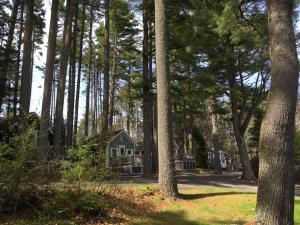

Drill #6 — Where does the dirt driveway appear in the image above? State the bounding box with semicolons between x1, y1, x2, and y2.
116;171;300;196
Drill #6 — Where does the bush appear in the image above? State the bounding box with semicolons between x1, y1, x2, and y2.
0;126;40;213
61;144;110;184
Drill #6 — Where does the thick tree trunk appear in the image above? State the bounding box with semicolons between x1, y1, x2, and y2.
13;3;24;118
19;0;34;115
53;0;75;155
143;0;153;176
38;0;59;163
102;0;110;132
211;112;222;174
0;0;20;109
154;0;178;198
85;4;93;137
255;1;298;224
66;0;78;148
74;3;86;137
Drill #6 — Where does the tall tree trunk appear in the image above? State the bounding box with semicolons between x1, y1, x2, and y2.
53;0;75;155
38;0;59;164
0;0;20;109
50;70;57;123
74;3;86;137
143;0;153;176
102;0;110;132
92;61;98;133
127;73;132;135
19;0;34;115
66;0;78;148
229;75;256;180
152;94;158;173
255;1;298;224
108;37;117;128
211;112;222;174
154;0;178;198
85;4;93;136
149;22;157;173
13;2;24;118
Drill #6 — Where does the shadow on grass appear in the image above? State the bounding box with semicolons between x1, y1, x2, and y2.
179;191;256;200
131;210;246;225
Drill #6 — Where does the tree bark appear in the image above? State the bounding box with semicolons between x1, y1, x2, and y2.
211;112;222;174
19;0;34;115
255;1;298;224
66;0;78;147
92;60;98;133
0;0;20;109
38;0;59;163
74;3;86;137
152;94;158;173
102;0;110;133
154;0;178;198
53;0;75;155
108;38;116;128
13;3;24;118
229;75;256;180
85;4;93;137
127;71;132;135
143;0;154;176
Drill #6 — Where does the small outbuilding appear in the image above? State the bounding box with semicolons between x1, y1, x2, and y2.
106;129;144;174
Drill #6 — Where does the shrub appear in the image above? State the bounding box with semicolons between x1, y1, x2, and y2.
0;126;40;213
61;144;110;184
41;190;108;219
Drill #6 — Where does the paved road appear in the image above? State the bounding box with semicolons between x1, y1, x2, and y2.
115;172;300;196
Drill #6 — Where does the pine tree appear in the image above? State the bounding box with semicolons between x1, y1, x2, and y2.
256;0;299;224
38;0;60;164
19;0;34;115
154;0;178;198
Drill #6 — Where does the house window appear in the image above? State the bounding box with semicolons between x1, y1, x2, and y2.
111;148;117;157
126;149;133;155
119;145;125;155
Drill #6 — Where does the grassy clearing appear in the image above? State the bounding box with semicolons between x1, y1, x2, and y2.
130;186;300;225
0;186;299;225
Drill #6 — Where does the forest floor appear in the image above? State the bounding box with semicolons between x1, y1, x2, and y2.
1;186;299;225
1;172;299;225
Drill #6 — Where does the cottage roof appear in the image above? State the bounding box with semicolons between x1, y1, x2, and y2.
107;129;136;146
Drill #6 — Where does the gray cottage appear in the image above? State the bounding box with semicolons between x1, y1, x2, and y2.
106;129;144;174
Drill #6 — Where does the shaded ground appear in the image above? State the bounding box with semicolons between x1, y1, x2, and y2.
116;171;300;196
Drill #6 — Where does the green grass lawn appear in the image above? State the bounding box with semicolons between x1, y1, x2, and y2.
130;187;300;225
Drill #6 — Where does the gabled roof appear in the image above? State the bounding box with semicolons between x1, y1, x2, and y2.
107;129;136;146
